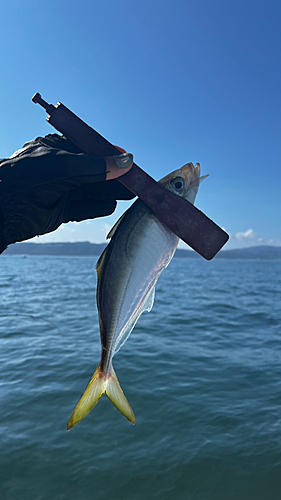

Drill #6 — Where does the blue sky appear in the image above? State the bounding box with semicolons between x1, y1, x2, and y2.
0;0;280;249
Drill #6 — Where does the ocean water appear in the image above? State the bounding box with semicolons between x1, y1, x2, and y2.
0;255;280;500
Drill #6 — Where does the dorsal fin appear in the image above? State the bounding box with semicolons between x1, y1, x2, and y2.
106;211;127;239
96;247;108;280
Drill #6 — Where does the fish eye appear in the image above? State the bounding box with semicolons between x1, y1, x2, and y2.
171;177;185;191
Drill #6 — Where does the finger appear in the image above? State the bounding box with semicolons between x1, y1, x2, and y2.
0;149;107;193
64;180;135;204
113;145;127;154
104;153;134;181
63;199;117;223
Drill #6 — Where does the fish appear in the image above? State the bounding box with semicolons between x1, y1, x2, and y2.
67;162;208;429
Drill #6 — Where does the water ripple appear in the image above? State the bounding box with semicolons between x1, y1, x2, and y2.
0;256;280;499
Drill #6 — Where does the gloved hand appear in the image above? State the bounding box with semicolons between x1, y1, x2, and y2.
0;134;135;254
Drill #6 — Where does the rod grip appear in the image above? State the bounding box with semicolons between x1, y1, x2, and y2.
32;93;56;115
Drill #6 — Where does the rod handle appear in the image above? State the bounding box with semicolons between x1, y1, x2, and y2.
32;93;56;115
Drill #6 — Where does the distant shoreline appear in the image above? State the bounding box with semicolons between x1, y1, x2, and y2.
3;242;281;260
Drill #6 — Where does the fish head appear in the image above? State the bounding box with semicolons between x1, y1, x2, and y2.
159;162;208;204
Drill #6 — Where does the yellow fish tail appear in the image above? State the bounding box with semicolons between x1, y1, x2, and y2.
67;363;135;430
106;366;135;425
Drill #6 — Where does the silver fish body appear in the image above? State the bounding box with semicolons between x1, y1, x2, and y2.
68;162;205;429
98;199;178;372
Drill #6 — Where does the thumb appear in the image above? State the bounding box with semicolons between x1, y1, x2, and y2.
104;153;134;180
113;145;127;154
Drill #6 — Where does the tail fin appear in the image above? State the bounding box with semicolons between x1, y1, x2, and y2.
67;363;135;430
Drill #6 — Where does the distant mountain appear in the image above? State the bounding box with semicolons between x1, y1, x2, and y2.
3;242;281;260
215;245;281;260
3;241;106;256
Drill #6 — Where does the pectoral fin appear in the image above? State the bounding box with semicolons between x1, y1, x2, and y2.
114;286;156;354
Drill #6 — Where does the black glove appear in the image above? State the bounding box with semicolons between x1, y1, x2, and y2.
0;134;134;254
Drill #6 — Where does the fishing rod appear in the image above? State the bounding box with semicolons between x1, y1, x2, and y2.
32;93;228;260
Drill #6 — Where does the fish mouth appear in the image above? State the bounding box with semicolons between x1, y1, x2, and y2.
187;165;209;192
178;163;209;204
182;163;201;203
187;162;200;188
159;162;208;204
